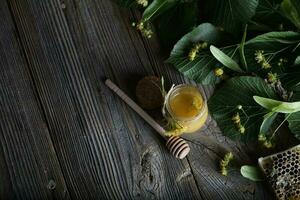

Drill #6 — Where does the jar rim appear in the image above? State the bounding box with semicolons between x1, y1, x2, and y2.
165;84;207;122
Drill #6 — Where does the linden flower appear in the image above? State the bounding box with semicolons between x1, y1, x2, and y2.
136;0;148;7
188;42;208;61
134;21;153;38
214;68;224;77
254;50;272;69
164;126;187;137
255;50;264;63
267;72;278;84
238;124;245;134
188;50;197;62
262;61;271;69
263;140;274;148
220;152;234;176
143;29;153;38
231;113;241;124
136;21;144;30
164;120;187;136
188;43;202;61
258;133;267;142
191;96;202;110
201;42;208;49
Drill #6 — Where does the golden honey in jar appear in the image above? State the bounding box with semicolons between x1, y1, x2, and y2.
164;84;208;133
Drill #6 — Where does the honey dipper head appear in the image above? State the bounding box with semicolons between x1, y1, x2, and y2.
166;136;190;159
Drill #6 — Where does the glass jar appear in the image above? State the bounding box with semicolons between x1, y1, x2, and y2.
163;84;208;134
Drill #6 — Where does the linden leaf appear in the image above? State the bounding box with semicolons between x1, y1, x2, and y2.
167;23;228;85
287;111;300;139
204;0;258;33
142;0;178;22
210;45;243;73
281;0;300;30
253;96;300;113
286;87;300;140
260;112;278;135
244;31;300;75
208;76;278;141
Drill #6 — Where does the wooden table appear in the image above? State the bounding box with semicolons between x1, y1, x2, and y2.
0;0;274;199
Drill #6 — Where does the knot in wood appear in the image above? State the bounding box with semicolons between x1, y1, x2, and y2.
47;179;56;190
138;147;162;197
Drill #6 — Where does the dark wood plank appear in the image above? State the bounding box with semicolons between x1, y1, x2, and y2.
0;144;14;200
0;1;69;199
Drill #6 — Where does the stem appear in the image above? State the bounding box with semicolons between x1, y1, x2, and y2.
230;46;239;58
264;46;290;63
240;107;249;118
292;42;300;52
247;111;267;118
270;113;291;140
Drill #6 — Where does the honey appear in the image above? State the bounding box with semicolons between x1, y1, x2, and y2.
164;84;208;134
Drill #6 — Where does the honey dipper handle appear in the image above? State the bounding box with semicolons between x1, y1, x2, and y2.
105;79;166;138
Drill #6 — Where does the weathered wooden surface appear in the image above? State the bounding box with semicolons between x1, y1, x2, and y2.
0;1;69;199
0;0;274;199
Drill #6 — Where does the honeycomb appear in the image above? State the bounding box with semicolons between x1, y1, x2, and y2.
258;145;300;200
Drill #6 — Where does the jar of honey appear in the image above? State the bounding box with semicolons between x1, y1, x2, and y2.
163;84;208;134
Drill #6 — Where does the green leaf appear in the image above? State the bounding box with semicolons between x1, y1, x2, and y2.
255;0;281;19
291;86;300;100
156;2;198;49
239;25;248;71
254;96;300;113
246;31;300;45
250;0;293;32
208;76;277;141
295;56;300;64
287;89;300;139
240;165;264;181
281;0;300;29
167;23;225;85
260;112;278;135
281;64;300;90
244;31;300;74
204;0;258;33
142;0;178;22
287;111;300;139
210;45;243;73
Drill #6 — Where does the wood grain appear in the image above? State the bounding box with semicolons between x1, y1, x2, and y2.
0;143;14;200
0;1;69;199
7;0;202;198
3;0;274;199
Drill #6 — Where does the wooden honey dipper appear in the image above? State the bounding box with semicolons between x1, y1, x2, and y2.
105;79;190;159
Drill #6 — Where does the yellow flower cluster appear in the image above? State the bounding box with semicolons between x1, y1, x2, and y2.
267;72;278;85
231;112;245;134
258;133;274;148
164;120;187;137
255;50;271;69
132;21;153;38
188;42;208;61
220;152;234;176
191;96;202;110
136;0;148;7
214;68;224;77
